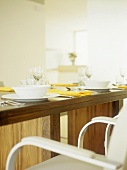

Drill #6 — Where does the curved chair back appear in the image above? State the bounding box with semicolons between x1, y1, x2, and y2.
107;104;127;170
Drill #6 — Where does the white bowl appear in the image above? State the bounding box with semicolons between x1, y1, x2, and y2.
85;80;110;89
12;85;50;98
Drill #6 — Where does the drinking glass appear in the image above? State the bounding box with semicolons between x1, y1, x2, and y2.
30;66;43;85
85;66;92;80
119;67;126;84
115;75;122;86
78;68;85;86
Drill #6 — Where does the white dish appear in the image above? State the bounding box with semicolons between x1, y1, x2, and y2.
12;85;50;98
85;88;110;92
1;93;59;102
110;88;125;92
85;80;110;89
85;87;109;90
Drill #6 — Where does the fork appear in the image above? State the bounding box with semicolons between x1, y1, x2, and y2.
0;100;25;106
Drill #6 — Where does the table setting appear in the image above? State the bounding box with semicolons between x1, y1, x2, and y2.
0;80;126;106
0;84;93;104
0;66;57;105
1;65;127;106
0;65;93;105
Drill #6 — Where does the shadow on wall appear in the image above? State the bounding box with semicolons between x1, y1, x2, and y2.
0;81;4;87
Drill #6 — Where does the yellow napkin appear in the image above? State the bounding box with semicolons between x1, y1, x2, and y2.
0;87;14;92
48;89;92;97
51;83;78;87
118;86;127;90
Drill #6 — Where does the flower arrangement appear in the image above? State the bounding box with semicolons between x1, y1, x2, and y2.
68;52;77;65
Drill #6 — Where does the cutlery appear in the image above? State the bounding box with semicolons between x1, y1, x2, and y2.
66;87;85;91
58;95;74;98
0;100;25;106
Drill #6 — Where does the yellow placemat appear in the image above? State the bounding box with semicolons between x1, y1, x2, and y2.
48;89;92;97
0;87;14;92
118;86;127;90
51;83;78;87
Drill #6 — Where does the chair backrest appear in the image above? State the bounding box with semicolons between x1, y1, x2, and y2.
107;103;127;170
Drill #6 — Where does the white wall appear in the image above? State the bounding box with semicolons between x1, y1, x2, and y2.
45;0;87;68
0;0;45;86
88;0;127;82
2;0;127;85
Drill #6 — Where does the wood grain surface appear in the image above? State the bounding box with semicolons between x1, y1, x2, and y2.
0;117;51;170
0;90;126;169
68;101;120;155
0;90;127;126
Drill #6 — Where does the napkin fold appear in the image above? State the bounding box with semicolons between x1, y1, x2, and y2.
0;87;14;92
51;83;78;87
48;89;92;97
118;85;127;90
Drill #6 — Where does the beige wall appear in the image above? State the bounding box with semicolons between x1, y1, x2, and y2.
45;0;87;83
0;0;45;86
45;0;87;50
2;0;127;86
45;0;87;68
0;0;87;86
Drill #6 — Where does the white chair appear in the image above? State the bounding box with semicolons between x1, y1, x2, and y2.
78;114;119;156
6;104;127;170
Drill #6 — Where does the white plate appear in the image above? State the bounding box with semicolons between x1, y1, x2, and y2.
85;88;110;92
110;88;125;92
1;93;59;102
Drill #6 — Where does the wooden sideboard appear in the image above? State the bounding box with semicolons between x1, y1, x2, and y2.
47;65;86;83
0;90;127;169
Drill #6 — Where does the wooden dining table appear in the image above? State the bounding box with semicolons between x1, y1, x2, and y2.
0;90;127;169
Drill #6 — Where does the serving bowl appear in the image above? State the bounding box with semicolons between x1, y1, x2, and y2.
85;80;110;89
12;85;50;98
